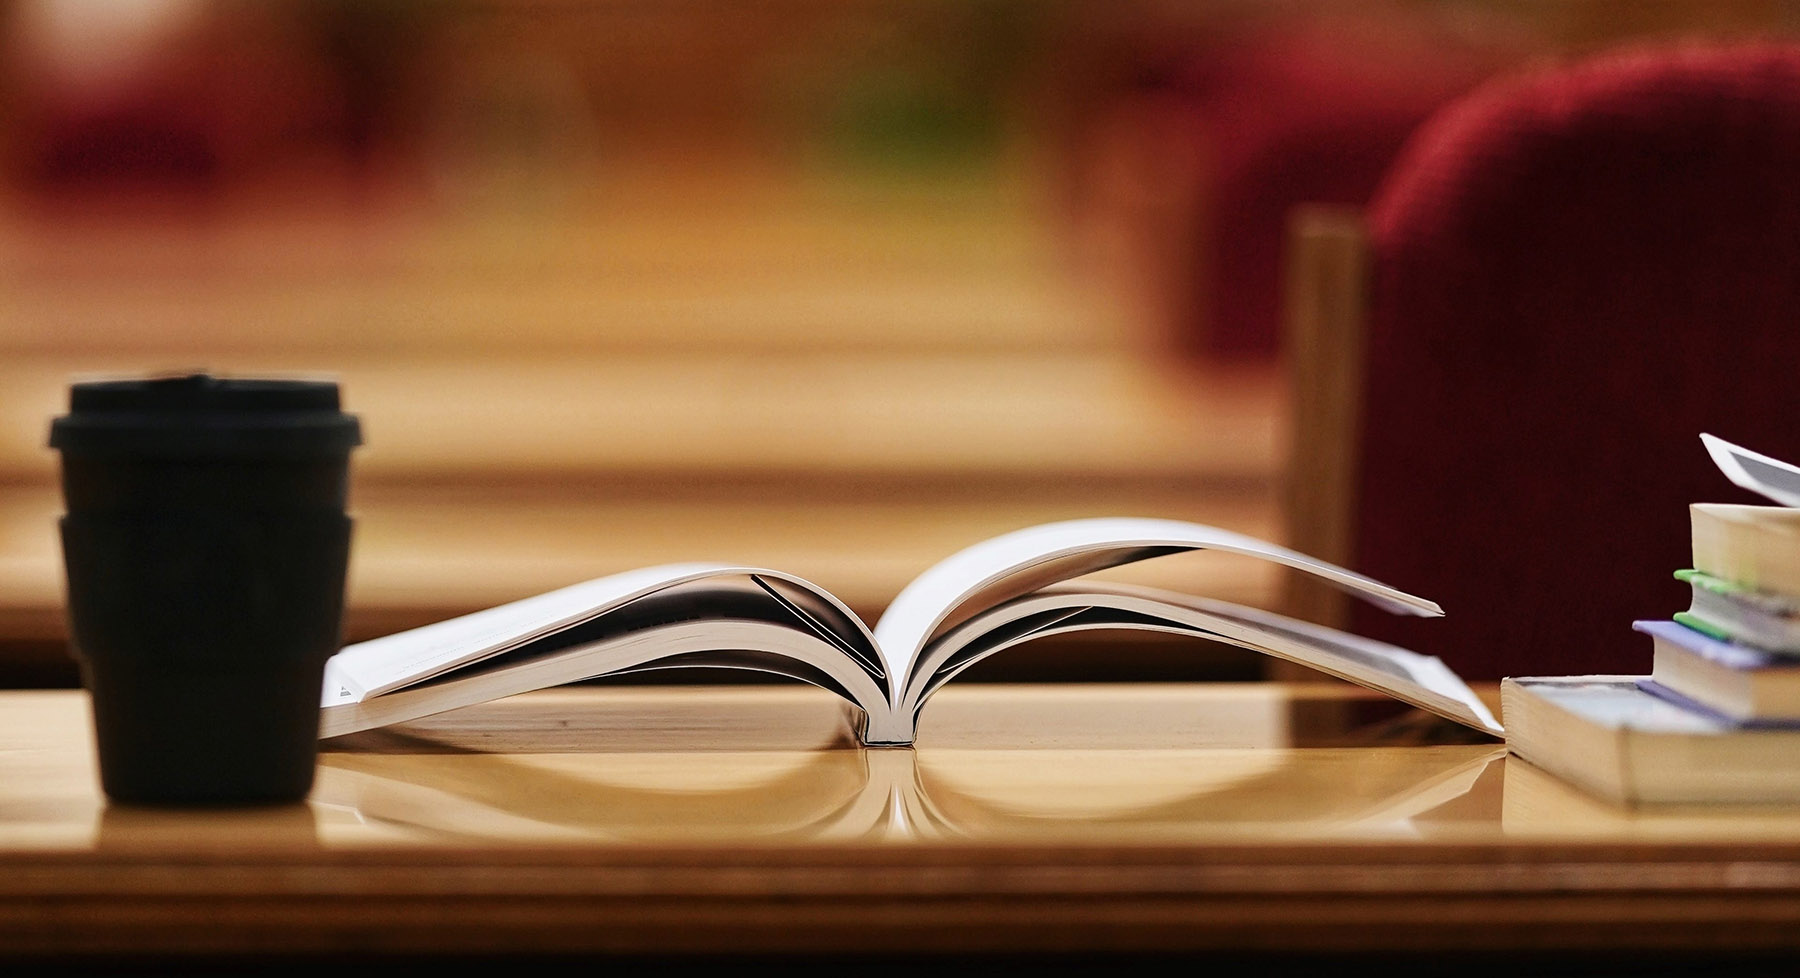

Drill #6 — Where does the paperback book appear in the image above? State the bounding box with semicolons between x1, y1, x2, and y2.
1501;676;1800;806
1671;567;1800;653
1688;502;1800;601
317;517;1504;745
1634;618;1800;724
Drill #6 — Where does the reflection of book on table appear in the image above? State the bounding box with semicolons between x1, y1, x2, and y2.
315;691;1504;843
319;517;1503;745
909;744;1505;840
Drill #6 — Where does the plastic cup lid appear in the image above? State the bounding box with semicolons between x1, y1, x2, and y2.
49;372;362;457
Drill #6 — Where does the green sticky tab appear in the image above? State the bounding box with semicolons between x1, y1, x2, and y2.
1676;568;1738;594
1673;611;1732;642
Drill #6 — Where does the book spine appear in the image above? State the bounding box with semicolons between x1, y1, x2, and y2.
855;701;916;747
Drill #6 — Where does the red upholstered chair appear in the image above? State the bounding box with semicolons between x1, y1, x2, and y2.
1138;15;1513;360
1281;42;1800;682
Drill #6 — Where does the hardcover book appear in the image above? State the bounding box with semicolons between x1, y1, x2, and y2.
317;517;1504;745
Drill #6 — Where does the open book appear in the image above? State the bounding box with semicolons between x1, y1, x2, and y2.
319;517;1503;744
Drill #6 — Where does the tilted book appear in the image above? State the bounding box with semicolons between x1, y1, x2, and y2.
317;517;1504;745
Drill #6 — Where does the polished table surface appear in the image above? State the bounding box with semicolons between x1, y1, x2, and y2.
6;681;1800;964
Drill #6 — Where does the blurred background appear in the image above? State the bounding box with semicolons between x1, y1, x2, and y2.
0;0;1795;685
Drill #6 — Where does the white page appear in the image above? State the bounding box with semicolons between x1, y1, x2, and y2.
322;562;875;704
320;619;894;740
905;582;1501;736
871;517;1444;688
1701;432;1800;508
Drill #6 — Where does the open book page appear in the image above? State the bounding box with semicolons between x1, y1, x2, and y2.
322;563;884;707
320;618;890;740
871;517;1445;696
905;582;1501;738
320;517;1461;746
1702;432;1800;508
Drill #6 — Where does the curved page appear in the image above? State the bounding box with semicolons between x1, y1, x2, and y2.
319;619;896;741
322;563;882;705
871;517;1444;691
1702;432;1800;508
906;582;1500;737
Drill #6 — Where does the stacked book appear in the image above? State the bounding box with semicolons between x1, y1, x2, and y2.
1501;434;1800;806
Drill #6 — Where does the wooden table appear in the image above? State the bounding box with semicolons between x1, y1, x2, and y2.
5;681;1800;970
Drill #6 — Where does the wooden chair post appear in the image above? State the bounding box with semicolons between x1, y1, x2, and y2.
1277;206;1370;651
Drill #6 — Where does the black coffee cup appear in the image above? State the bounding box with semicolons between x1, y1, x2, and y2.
49;372;361;806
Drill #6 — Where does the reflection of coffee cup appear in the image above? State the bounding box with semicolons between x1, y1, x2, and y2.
49;373;361;806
